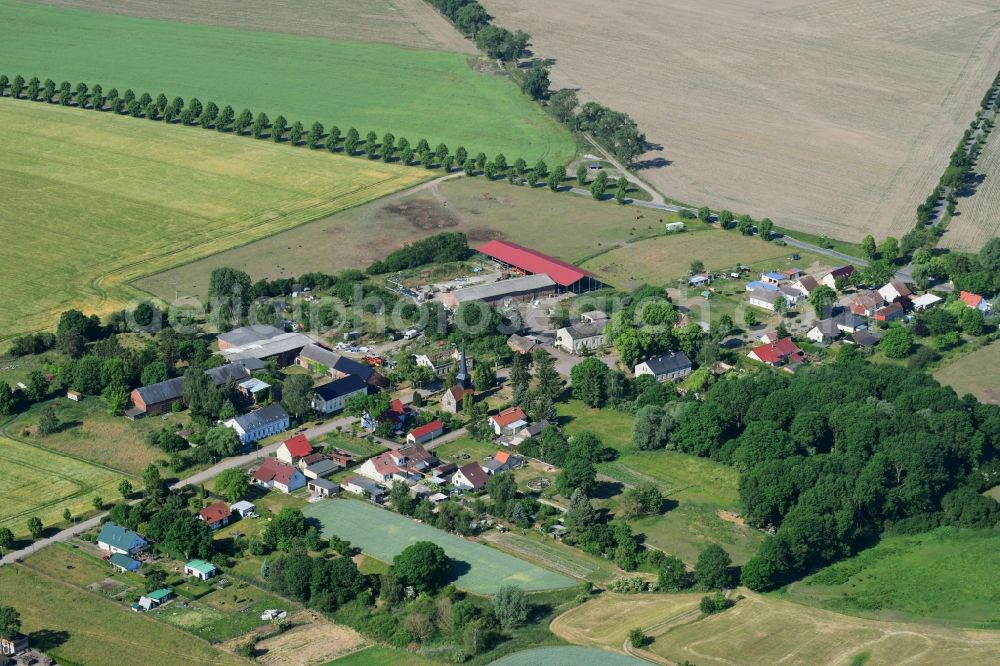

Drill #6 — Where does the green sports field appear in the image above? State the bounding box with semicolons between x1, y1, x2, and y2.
0;0;574;163
0;433;121;537
303;499;575;594
0;98;426;339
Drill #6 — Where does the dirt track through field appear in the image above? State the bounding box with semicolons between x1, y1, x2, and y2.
484;0;1000;241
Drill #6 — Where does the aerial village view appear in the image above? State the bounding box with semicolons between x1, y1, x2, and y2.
0;1;998;665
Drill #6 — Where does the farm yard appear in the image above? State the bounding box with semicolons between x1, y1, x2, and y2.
303;498;576;594
0;561;243;666
0;98;426;339
137;174;686;301
648;592;1000;666
0;0;573;163
946;127;1000;251
580;230;819;290
785;527;1000;627
482;0;1000;242
28;0;475;53
933;341;1000;404
0;434;121;538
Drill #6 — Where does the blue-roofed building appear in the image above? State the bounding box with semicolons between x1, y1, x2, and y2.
761;272;786;285
745;281;779;293
109;552;141;573
97;522;148;556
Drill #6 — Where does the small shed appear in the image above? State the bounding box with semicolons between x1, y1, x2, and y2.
137;587;173;610
184;559;218;581
308;478;339;497
109;553;141;573
66;389;82;401
230;500;257;518
665;221;686;232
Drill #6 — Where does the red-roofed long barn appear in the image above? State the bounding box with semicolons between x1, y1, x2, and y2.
477;240;599;293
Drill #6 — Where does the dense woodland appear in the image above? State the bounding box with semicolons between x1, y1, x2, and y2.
667;347;1000;590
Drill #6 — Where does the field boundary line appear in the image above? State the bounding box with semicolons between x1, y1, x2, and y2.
0;417;138;478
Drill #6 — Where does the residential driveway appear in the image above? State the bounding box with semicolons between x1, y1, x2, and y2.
544;345;618;380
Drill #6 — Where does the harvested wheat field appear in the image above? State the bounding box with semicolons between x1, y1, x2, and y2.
945;130;1000;251
25;0;473;52
222;611;366;665
649;592;1000;666
484;0;1000;241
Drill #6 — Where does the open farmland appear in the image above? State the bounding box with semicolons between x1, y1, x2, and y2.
27;0;474;52
550;593;702;653
933;341;1000;404
0;98;425;339
483;0;1000;241
0;0;573;163
303;498;575;594
0;434;121;538
946;127;1000;251
0;563;244;665
138;175;685;301
649;592;1000;666
490;646;645;666
786;527;1000;627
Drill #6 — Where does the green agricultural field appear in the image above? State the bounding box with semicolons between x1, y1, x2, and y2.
0;0;573;162
559;400;764;564
0;434;122;537
0;564;244;665
0;98;426;340
138;176;684;301
485;530;619;585
785;527;1000;627
933;341;1000;405
303;498;575;594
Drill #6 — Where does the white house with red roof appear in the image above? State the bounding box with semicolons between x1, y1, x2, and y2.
357;442;439;484
960;291;992;313
489;406;528;436
276;434;313;465
198;501;232;530
747;338;805;367
821;265;855;289
407;419;445;445
253;458;305;494
452;462;489;491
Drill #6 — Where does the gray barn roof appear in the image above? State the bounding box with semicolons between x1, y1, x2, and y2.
135;377;184;405
314;374;368;400
449;274;555;305
205;364;251;386
640;351;692;375
217;325;284;347
232;403;288;430
299;344;373;381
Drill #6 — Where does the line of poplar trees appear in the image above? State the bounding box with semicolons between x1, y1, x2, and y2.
0;72;560;183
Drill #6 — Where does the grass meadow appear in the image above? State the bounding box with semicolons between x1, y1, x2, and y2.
330;647;444;666
0;433;121;538
0;563;244;665
489;646;645;665
559;400;764;564
303;498;575;594
785;527;1000;627
933;341;1000;405
0;97;426;340
3;397;177;476
0;0;574;163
